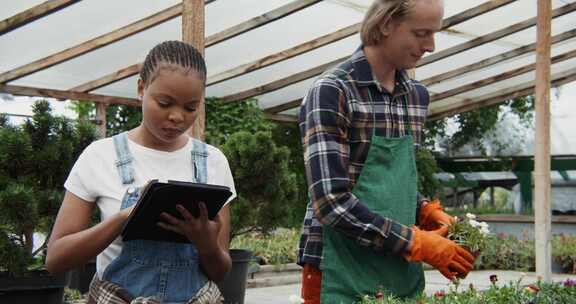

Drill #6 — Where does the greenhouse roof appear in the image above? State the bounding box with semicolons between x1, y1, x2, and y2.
1;0;575;122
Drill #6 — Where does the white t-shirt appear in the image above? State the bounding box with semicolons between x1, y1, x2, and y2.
64;136;236;278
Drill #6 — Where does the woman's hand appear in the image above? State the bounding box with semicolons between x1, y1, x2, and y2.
119;204;136;222
158;203;231;281
157;203;221;252
46;191;134;274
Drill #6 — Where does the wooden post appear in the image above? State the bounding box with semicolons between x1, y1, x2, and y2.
534;0;552;282
453;188;458;207
95;102;107;138
182;0;205;140
490;187;495;207
473;190;479;208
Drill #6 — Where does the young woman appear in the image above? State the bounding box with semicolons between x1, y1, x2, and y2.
46;41;235;304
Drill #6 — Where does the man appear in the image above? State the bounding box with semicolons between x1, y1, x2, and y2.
298;0;475;303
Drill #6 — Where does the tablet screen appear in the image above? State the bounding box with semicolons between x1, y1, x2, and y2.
121;180;232;243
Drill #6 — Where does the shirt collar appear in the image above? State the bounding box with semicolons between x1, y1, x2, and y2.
349;46;376;85
350;46;412;95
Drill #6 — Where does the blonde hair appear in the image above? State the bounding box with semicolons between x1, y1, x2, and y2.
361;0;415;46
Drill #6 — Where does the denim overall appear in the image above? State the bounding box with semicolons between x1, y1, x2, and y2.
102;132;209;303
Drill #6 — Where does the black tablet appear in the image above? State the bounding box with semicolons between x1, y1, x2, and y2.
121;180;232;243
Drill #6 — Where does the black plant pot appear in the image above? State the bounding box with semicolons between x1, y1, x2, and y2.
68;259;97;294
0;271;69;304
217;249;253;304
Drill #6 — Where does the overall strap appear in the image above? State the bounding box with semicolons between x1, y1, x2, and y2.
190;138;209;183
112;132;135;185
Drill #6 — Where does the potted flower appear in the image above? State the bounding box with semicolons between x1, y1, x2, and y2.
0;100;96;303
447;213;490;268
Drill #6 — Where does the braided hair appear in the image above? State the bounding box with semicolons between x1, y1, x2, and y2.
139;40;207;86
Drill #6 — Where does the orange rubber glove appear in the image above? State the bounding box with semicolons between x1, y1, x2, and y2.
406;226;475;281
418;199;455;232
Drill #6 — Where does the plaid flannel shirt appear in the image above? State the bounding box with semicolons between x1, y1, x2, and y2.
298;47;430;267
87;275;223;304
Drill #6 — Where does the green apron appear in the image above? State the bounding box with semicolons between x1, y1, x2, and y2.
320;98;424;303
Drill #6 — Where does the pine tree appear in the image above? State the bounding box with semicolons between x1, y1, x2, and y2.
222;131;298;238
0;100;97;276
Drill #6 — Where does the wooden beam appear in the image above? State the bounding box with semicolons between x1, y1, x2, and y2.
440;0;516;29
534;0;552;282
0;4;183;84
421;28;576;86
428;69;576;120
206;0;320;46
0;113;33;118
71;63;141;92
477;214;576;224
67;0;317;92
264;113;298;123
326;0;524;70
289;1;575;93
95;103;107;138
0;84;141;107
183;0;205;55
183;0;205;140
207;0;514;87
215;0;544;103
208;23;360;86
264;99;302;114
220;58;341;103
75;0;502;95
417;2;576;67
0;0;81;36
430;49;576;101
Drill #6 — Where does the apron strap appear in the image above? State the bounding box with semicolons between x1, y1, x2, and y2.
190;138;208;183
113;132;135;185
112;133;209;185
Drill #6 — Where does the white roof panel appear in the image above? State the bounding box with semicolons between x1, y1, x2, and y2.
0;0;575;121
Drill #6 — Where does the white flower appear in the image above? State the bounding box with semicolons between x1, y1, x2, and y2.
289;295;304;304
469;219;481;228
480;222;489;229
466;213;476;220
480;226;490;235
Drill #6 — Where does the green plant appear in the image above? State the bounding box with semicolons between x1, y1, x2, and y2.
221;131;298;238
205;97;307;229
63;287;83;302
478;233;576;274
432;95;534;156
204;97;273;147
448;213;489;256
270;123;307;228
69;101;141;136
448;206;513;219
0;100;97;276
552;234;576;274
230;228;300;265
357;279;576;303
477;234;535;272
415;147;441;199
